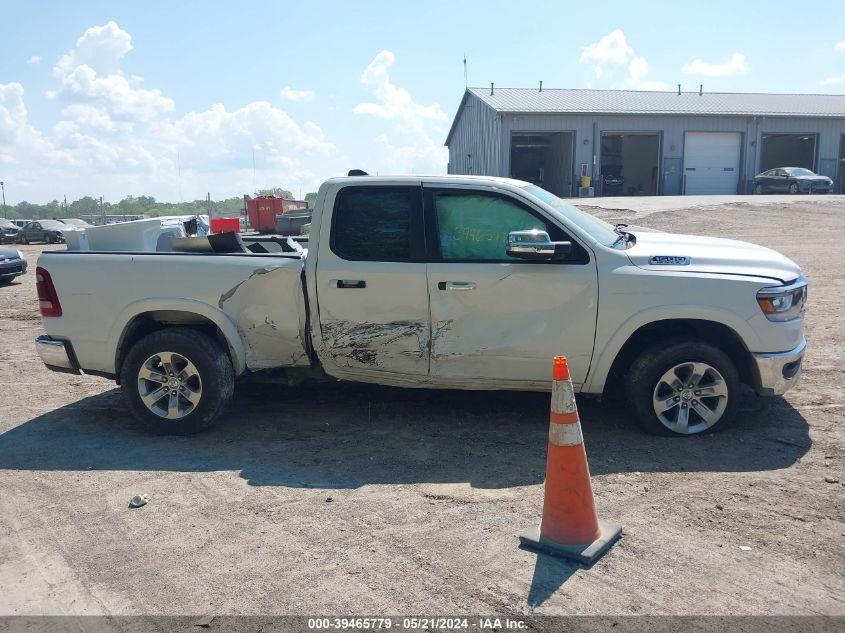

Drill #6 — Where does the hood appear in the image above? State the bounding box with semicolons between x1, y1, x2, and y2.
0;246;22;258
625;230;802;283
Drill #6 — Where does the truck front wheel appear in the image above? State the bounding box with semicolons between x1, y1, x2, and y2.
625;341;740;436
120;328;234;435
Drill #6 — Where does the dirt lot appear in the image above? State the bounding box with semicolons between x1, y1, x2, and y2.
1;198;843;623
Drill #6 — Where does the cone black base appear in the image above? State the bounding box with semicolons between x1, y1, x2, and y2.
519;520;622;565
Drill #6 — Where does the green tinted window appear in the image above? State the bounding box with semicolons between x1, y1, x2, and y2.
434;192;549;261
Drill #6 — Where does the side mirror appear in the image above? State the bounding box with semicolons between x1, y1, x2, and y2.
506;229;572;260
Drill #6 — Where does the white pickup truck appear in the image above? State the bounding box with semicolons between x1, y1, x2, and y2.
35;175;807;436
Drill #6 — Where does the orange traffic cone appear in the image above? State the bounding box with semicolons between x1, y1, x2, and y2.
519;356;622;564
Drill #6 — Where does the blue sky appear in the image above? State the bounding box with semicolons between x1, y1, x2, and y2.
2;0;844;203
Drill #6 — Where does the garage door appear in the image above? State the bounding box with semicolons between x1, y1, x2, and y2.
683;132;741;195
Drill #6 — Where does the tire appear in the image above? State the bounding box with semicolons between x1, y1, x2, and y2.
0;275;14;284
120;327;234;435
754;183;764;194
19;235;27;245
788;182;799;194
625;340;741;437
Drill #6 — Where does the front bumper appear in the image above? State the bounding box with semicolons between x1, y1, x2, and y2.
0;257;27;277
800;181;832;193
35;335;81;374
752;337;806;396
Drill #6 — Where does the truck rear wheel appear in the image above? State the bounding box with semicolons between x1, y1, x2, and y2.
120;328;234;435
625;341;740;436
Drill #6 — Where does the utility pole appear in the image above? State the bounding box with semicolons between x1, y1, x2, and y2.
0;181;6;219
63;194;67;218
206;192;212;216
100;195;104;225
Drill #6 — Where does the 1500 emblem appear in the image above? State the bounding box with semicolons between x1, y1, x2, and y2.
649;255;690;265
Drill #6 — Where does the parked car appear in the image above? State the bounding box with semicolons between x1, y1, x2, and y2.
753;167;833;194
35;174;806;438
59;218;93;229
1;219;20;244
16;220;67;244
0;246;27;283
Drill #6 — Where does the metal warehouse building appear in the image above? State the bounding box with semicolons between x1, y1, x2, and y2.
445;87;845;197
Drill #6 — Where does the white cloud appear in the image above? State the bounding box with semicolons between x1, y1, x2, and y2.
580;29;634;77
48;21;173;121
280;86;315;102
373;134;446;174
162;101;334;164
821;75;845;86
61;104;133;135
580;30;667;90
26;55;41;65
681;53;749;77
54;20;132;77
353;51;447;175
835;42;845;52
0;82;74;187
0;20;340;202
354;50;446;129
50;65;174;121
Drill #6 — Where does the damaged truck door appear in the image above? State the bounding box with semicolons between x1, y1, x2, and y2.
314;184;431;377
425;186;598;388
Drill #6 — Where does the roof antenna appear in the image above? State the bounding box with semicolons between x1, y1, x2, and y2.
677;84;681;96
490;82;494;96
539;80;543;92
463;54;467;89
699;84;703;96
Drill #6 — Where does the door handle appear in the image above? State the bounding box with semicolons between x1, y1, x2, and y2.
333;279;366;289
438;281;476;291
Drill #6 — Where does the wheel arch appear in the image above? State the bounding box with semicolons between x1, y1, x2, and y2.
589;317;756;397
111;299;246;383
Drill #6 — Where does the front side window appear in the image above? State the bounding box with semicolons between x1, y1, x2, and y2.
433;191;555;262
332;186;415;261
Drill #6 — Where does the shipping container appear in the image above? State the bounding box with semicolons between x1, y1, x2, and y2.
245;195;309;233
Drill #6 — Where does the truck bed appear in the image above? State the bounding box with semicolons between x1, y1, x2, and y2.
38;250;310;376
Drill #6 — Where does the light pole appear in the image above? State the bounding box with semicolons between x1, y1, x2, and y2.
0;181;6;219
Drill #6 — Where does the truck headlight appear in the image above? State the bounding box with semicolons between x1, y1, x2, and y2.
757;280;807;321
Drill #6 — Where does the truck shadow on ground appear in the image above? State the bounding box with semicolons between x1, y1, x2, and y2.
0;380;811;489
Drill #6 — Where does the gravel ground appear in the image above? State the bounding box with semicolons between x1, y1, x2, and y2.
0;197;843;623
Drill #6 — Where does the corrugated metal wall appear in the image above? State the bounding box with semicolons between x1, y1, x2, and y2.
447;92;502;176
448;103;845;195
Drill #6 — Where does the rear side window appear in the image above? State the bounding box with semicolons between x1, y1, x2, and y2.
332;186;416;261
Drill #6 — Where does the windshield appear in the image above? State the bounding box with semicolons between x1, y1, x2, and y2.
520;184;619;246
785;168;815;177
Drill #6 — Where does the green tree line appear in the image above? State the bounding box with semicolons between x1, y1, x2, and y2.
2;189;318;221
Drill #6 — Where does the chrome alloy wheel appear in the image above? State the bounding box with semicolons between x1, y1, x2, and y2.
651;361;729;434
137;351;202;420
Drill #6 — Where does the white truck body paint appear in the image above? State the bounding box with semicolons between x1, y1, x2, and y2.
37;175;807;400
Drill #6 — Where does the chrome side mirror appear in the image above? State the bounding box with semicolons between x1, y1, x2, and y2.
506;230;571;260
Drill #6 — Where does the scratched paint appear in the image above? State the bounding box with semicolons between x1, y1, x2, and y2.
320;319;428;369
